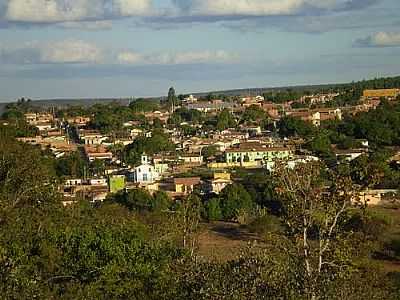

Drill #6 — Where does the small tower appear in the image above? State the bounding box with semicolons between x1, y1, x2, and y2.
141;153;148;165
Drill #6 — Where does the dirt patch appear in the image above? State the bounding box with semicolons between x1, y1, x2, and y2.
196;221;263;262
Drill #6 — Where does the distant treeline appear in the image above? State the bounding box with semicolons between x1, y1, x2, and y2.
1;75;400;115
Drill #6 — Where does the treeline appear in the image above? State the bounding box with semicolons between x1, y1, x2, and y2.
263;75;400;105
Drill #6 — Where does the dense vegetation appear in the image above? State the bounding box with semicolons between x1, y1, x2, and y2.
1;138;400;298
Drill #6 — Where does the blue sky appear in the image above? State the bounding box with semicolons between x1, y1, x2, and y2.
0;0;399;101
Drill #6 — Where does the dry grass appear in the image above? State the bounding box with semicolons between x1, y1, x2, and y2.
196;221;263;262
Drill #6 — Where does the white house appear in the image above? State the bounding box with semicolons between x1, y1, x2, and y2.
130;154;159;184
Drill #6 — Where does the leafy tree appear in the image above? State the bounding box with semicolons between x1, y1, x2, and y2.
109;188;153;211
124;130;174;165
152;191;171;212
129;98;159;113
216;109;236;131
202;145;218;160
219;184;253;221
205;198;222;221
55;151;88;178
0;137;59;208
241;105;267;123
278;116;316;138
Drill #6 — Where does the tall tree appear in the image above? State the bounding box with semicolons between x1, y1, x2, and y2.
168;87;177;114
274;162;360;299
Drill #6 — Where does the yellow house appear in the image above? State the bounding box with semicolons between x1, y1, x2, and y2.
174;177;201;194
363;89;400;99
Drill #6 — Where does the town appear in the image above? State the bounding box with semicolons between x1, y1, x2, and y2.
5;80;399;207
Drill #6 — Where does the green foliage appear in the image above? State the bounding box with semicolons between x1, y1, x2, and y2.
124;130;174;165
172;108;203;124
108;189;171;213
248;215;284;236
216;109;236;131
278;116;316;137
219;184;253;221
309;132;335;163
241;105;267;123
109;188;154;211
167;87;178;111
202;145;218;160
90;103;132;134
263;89;303;103
0;204;183;299
55;151;88;178
349;101;400;146
129;98;159;113
204;198;222;221
152;191;171;212
0;137;59;208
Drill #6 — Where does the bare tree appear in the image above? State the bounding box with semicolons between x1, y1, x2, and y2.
177;194;201;256
274;161;359;299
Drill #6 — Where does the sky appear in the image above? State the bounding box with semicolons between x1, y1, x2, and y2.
0;0;399;102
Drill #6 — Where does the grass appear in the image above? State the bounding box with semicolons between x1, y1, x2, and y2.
368;205;400;272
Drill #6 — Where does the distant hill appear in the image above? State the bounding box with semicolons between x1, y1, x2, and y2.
0;98;132;115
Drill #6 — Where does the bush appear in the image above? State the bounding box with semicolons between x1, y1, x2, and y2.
205;198;222;221
248;215;284;236
219;184;253;221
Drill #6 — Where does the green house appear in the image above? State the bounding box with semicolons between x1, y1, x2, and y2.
225;146;292;163
109;175;126;193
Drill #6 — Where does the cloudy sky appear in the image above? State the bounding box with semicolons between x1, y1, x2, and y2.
0;0;399;101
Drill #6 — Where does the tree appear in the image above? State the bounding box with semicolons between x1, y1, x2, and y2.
205;198;222;221
309;132;335;164
216;109;236;131
152;191;171;212
278;116;316;138
176;194;201;255
219;184;253;221
109;188;153;211
168;87;177;113
0;137;59;208
202;145;218;161
241;105;267;123
124;130;174;165
274;161;359;299
55;151;88;178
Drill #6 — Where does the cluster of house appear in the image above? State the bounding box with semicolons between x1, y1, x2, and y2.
61;152;234;204
299;93;340;105
19;112;76;157
18;88;400;206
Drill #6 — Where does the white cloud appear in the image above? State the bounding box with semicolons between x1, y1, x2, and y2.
113;0;151;17
117;50;235;65
172;0;371;16
41;39;103;63
2;0;152;23
117;51;143;64
355;32;400;47
59;20;113;30
168;50;233;64
0;39;103;64
0;40;235;66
